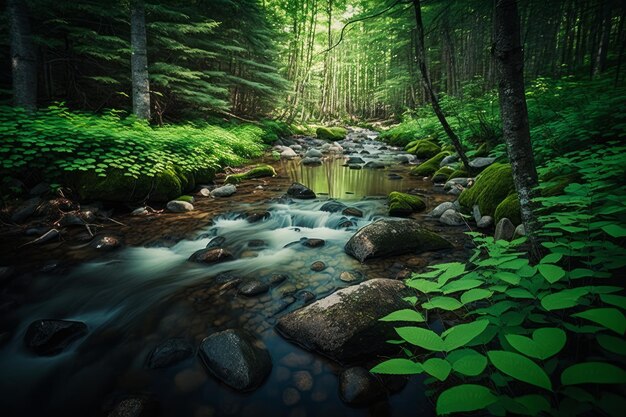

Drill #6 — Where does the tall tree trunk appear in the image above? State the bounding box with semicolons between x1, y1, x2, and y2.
411;0;471;173
7;0;37;110
493;0;541;259
131;0;150;120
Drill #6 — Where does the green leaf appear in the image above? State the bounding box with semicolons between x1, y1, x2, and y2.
448;349;488;376
572;308;626;334
505;328;566;360
461;288;493;304
422;296;463;311
379;309;425;323
596;334;626;355
442;279;483;294
514;395;552;415
406;278;441;294
541;288;587;311
494;271;521;285
443;320;490;352
602;224;626;237
422;358;452;381
600;294;626;310
561;362;626;385
541;253;563;264
436;384;497;415
500;258;529;270
437;262;466;285
506;288;534;299
487;350;552;391
395;327;444;351
370;358;423;375
537;264;566;284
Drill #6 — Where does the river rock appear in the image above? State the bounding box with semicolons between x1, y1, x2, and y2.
472;205;482;223
287;183;316;199
270;274;288;286
238;280;270;296
166;200;194;213
305;149;323;158
320;201;347;213
89;234;123;250
348;164;362;170
514;224;526;237
339;367;386;406
477;216;494;228
189;248;233;264
211;184;237;197
302;238;325;248
440;154;459;167
364;161;385;169
469;157;496;169
107;397;157;417
24;319;88;356
439;209;465;226
494;218;515;241
342;207;363;217
10;197;42;223
429;201;456;218
276;279;411;362
444;177;472;190
302;157;322;166
344;219;453;262
199;329;271;392
347;157;365;164
282;388;301;406
310;261;326;271
281;148;297;159
293;370;314;392
146;338;194;369
339;271;362;283
206;236;226;249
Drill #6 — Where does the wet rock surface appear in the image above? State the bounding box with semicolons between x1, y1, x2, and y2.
146;338;194;369
24;319;88;356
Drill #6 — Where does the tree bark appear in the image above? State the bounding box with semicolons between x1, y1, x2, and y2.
493;0;541;259
7;0;37;110
411;0;472;174
131;0;150;120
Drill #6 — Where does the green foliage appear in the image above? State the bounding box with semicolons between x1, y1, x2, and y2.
405;139;442;159
372;144;626;414
0;105;267;198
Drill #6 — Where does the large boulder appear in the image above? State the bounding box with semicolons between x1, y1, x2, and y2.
387;192;425;217
287;183;316;199
275;279;411;362
316;127;347;141
458;163;515;217
495;193;522;226
344;219;452;262
199;329;272;391
411;151;452;177
24;319;88;356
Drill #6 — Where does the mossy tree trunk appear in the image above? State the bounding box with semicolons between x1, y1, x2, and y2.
8;0;37;110
131;0;151;120
411;0;472;175
492;0;541;259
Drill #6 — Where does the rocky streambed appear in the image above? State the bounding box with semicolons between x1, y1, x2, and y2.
0;128;478;417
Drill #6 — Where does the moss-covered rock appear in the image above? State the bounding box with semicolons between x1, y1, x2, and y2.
495;193;522;226
448;167;469;179
405;139;441;159
316;127;347;141
150;169;183;202
176;195;195;203
387;191;426;217
441;144;455;153
410;151;451;177
194;167;216;184
432;166;455;183
404;140;420;152
458;163;515;217
224;165;277;184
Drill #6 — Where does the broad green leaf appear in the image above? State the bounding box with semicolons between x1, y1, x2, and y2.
561;362;626;385
600;294;626;310
436;384;497;415
379;309;425;323
370;358;423;375
443;320;489;351
602;224;626;238
406;278;441;294
487;350;553;390
442;279;483;294
596;334;626;355
541;253;563;264
506;288;534;299
572;308;626;335
422;358;451;381
569;268;595;279
560;386;595;402
494;271;521;285
540;288;587;311
514;395;552;415
395;327;444;351
461;288;493;304
437;262;466;285
422;296;463;311
537;264;566;284
505;328;566;360
500;258;529;270
448;349;488;376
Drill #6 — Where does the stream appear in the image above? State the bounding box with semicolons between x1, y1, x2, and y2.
0;129;472;417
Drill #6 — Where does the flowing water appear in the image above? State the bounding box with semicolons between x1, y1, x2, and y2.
0;129;470;417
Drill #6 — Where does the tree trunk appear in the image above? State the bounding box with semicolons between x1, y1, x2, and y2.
131;0;150;120
7;0;37;110
411;0;472;174
493;0;541;259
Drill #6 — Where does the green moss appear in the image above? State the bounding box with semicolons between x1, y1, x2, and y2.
458;163;515;217
495;193;522;226
194;167;216;184
405;139;441;159
150;169;183;202
448;167;469;179
224;164;277;184
474;143;489;157
441;144;455;153
432;166;454;183
404;140;420;151
176;195;195;203
316;126;347;141
410;151;451;177
388;191;426;217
